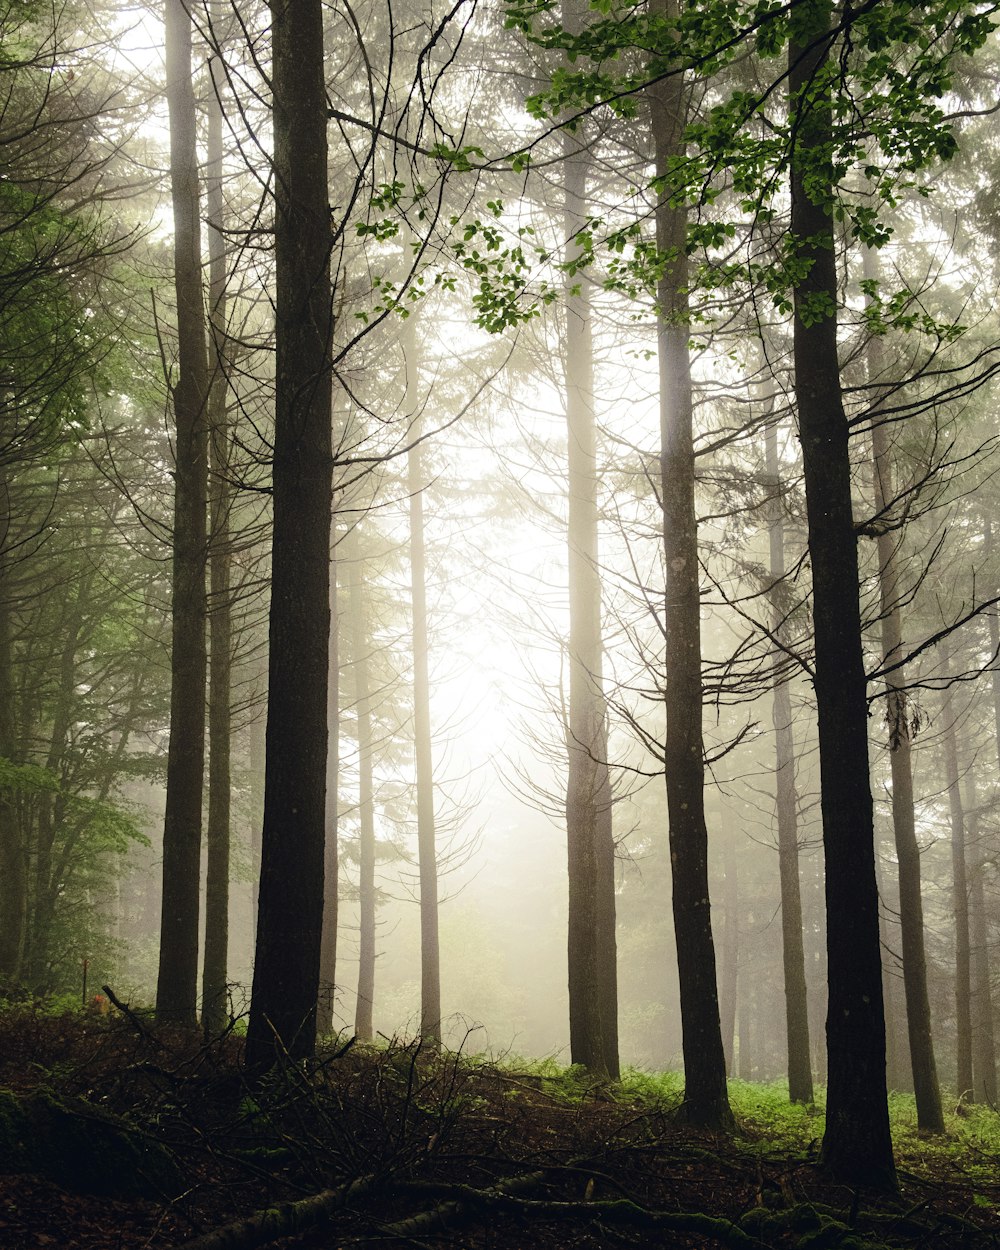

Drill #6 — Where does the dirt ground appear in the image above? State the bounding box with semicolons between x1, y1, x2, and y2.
0;1007;997;1250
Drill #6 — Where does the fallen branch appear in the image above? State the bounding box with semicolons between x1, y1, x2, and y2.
180;1174;377;1250
382;1180;766;1248
101;984;159;1045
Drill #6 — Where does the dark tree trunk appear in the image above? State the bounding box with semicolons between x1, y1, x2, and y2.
865;261;943;1129
156;0;210;1028
0;539;23;986
938;650;973;1100
249;687;265;936
763;418;814;1105
718;841;738;1076
405;322;441;1047
788;3;895;1188
317;516;339;1037
964;767;997;1105
202;51;232;1038
651;0;731;1129
246;0;333;1069
346;523;376;1041
562;96;619;1080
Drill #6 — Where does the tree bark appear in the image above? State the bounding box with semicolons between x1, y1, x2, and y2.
405;319;441;1047
763;417;814;1105
346;522;376;1041
156;0;210;1028
246;0;333;1069
938;646;972;1102
718;841;738;1076
317;519;339;1037
651;0;731;1128
964;767;997;1106
202;47;232;1038
562;69;618;1079
788;2;895;1188
865;255;944;1129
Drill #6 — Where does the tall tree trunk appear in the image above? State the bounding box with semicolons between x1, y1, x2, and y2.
788;3;895;1188
763;418;814;1105
938;646;972;1101
964;767;997;1105
562;85;619;1080
405;320;441;1047
202;50;232;1038
317;528;339;1037
865;257;944;1129
156;0;210;1028
247;0;333;1069
249;687;265;935
651;0;731;1129
718;841;738;1076
0;522;23;986
345;522;376;1041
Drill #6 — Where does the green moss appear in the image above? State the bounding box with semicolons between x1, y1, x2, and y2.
0;1086;177;1196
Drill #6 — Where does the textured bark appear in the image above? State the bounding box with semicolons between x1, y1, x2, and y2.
866;261;943;1130
0;557;22;984
202;51;232;1038
718;843;738;1076
763;419;813;1105
789;3;895;1188
346;523;376;1041
964;768;997;1105
562;78;618;1079
156;0;209;1028
246;0;333;1069
938;649;972;1101
317;525;338;1037
248;690;265;936
405;321;441;1046
651;0;731;1129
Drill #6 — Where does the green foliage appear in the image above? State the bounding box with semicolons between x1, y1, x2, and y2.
493;0;999;328
0;757;148;858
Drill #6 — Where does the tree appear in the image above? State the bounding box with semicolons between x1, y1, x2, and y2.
651;0;732;1129
156;0;210;1028
939;644;973;1101
201;44;234;1038
561;9;619;1077
246;0;333;1068
405;317;442;1046
865;250;944;1133
787;1;894;1187
763;415;813;1105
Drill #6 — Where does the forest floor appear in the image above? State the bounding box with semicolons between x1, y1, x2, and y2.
0;1006;998;1250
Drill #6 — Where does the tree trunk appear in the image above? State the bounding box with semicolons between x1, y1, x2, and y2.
763;418;814;1105
718;841;738;1076
964;767;997;1106
865;253;944;1129
156;0;210;1028
246;0;333;1069
249;686;265;936
651;0;731;1129
562;79;619;1079
405;319;441;1047
938;646;972;1102
317;513;339;1038
346;522;376;1041
0;533;23;986
788;2;895;1188
202;48;233;1038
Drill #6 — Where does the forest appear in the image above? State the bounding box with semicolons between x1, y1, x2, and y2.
3;0;1000;1246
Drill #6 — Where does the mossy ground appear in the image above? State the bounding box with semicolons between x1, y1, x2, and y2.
0;1005;996;1249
